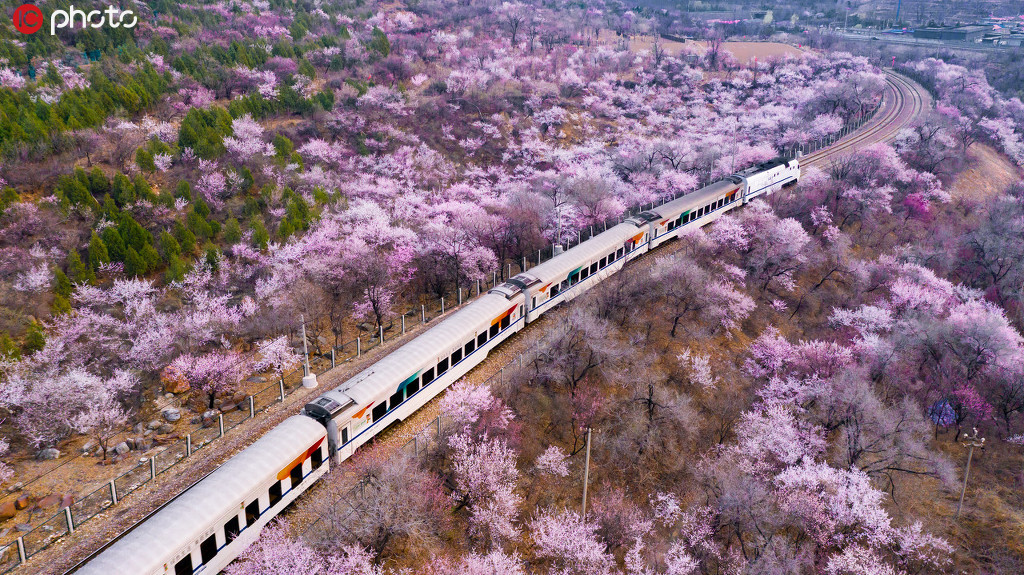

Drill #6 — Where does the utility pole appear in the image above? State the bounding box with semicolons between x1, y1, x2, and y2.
955;427;985;520
581;428;592;520
300;314;318;388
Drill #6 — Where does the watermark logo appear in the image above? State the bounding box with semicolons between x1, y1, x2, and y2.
13;4;43;34
12;4;138;35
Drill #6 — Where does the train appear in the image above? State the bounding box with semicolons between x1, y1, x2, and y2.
75;158;799;575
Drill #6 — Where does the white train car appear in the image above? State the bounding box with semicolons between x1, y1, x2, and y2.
76;416;328;575
736;158;799;203
303;291;528;461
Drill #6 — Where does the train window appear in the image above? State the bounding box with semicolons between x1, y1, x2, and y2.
174;554;193;575
617;248;625;258
600;257;606;268
550;284;560;297
269;481;282;507
389;389;404;410
477;332;487;346
407;378;419;396
500;315;510;330
465;339;476;355
438;357;449;375
423;367;435;386
608;252;615;262
372;402;387;422
718;198;724;208
452;348;463;364
590;263;598;274
290;460;304;488
341;426;349;445
200;533;218;564
489;323;499;338
311;445;324;469
245;500;260;526
580;267;589;280
225;515;241;542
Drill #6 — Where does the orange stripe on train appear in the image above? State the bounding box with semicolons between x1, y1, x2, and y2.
277;437;326;481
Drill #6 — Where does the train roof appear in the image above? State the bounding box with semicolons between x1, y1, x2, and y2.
311;292;517;413
76;415;326;575
524;222;640;287
654;178;741;219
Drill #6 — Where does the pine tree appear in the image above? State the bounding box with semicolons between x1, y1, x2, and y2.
251;218;269;250
102;227;127;262
88;232;110;270
0;332;20;360
124;246;147;277
223;217;242;244
53;266;73;298
174;221;197;254
22;321;45;355
165;254;187;283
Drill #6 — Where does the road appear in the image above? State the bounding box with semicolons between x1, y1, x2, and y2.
41;70;933;575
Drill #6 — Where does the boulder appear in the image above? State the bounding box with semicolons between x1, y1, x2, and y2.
37;448;60;460
219;403;236;413
6;483;22;494
15;523;30;532
158;423;174;435
164;393;174;399
147;419;162;431
14;495;29;510
133;423;145;434
0;501;17;520
37;494;60;509
231;391;248;404
164;378;190;394
125;438;136;450
81;440;98;453
135;437;153;451
247;375;268;383
114;442;130;455
161;407;181;423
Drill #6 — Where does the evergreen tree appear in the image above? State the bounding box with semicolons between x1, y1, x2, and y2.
165;254;186;283
0;332;20;360
174;221;197;254
250;218;269;250
88;232;110;270
66;250;94;284
223;217;242;244
124;246;147;277
101;226;127;262
160;231;181;258
53;266;72;299
22;320;45;355
140;243;162;271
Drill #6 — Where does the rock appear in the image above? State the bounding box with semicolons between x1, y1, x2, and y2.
37;448;60;460
144;429;153;437
0;501;17;520
95;447;104;457
165;393;174;399
219;403;236;413
133;423;145;434
161;407;181;422
247;375;268;383
158;423;174;435
165;378;190;394
190;417;201;425
135;437;153;451
114;442;130;455
37;494;60;509
7;482;23;494
15;523;31;532
14;495;29;510
125;438;136;450
61;494;74;508
82;440;98;453
147;419;162;431
231;391;247;404
213;398;222;408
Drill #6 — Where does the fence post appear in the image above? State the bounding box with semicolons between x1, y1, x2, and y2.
356;337;361;357
249;396;255;419
16;537;26;564
218;414;225;438
458;288;462;306
279;377;286;401
150;456;157;480
402;314;406;334
109;479;118;505
421;304;425;323
441;297;445;315
506;263;511;278
379;325;384;344
186;434;192;457
331;348;336;368
65;506;74;534
477;279;481;295
413;436;418;457
436;415;441;436
492;271;497;286
538;248;542;264
522;256;526;272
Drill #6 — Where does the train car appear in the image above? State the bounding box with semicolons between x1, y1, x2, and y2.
643;178;745;250
515;222;644;323
76;416;329;575
303;291;528;462
736;158;799;203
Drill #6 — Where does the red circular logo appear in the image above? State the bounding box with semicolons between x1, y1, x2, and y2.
13;4;43;34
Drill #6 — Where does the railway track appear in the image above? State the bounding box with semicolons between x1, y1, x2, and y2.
801;70;929;171
47;69;932;575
